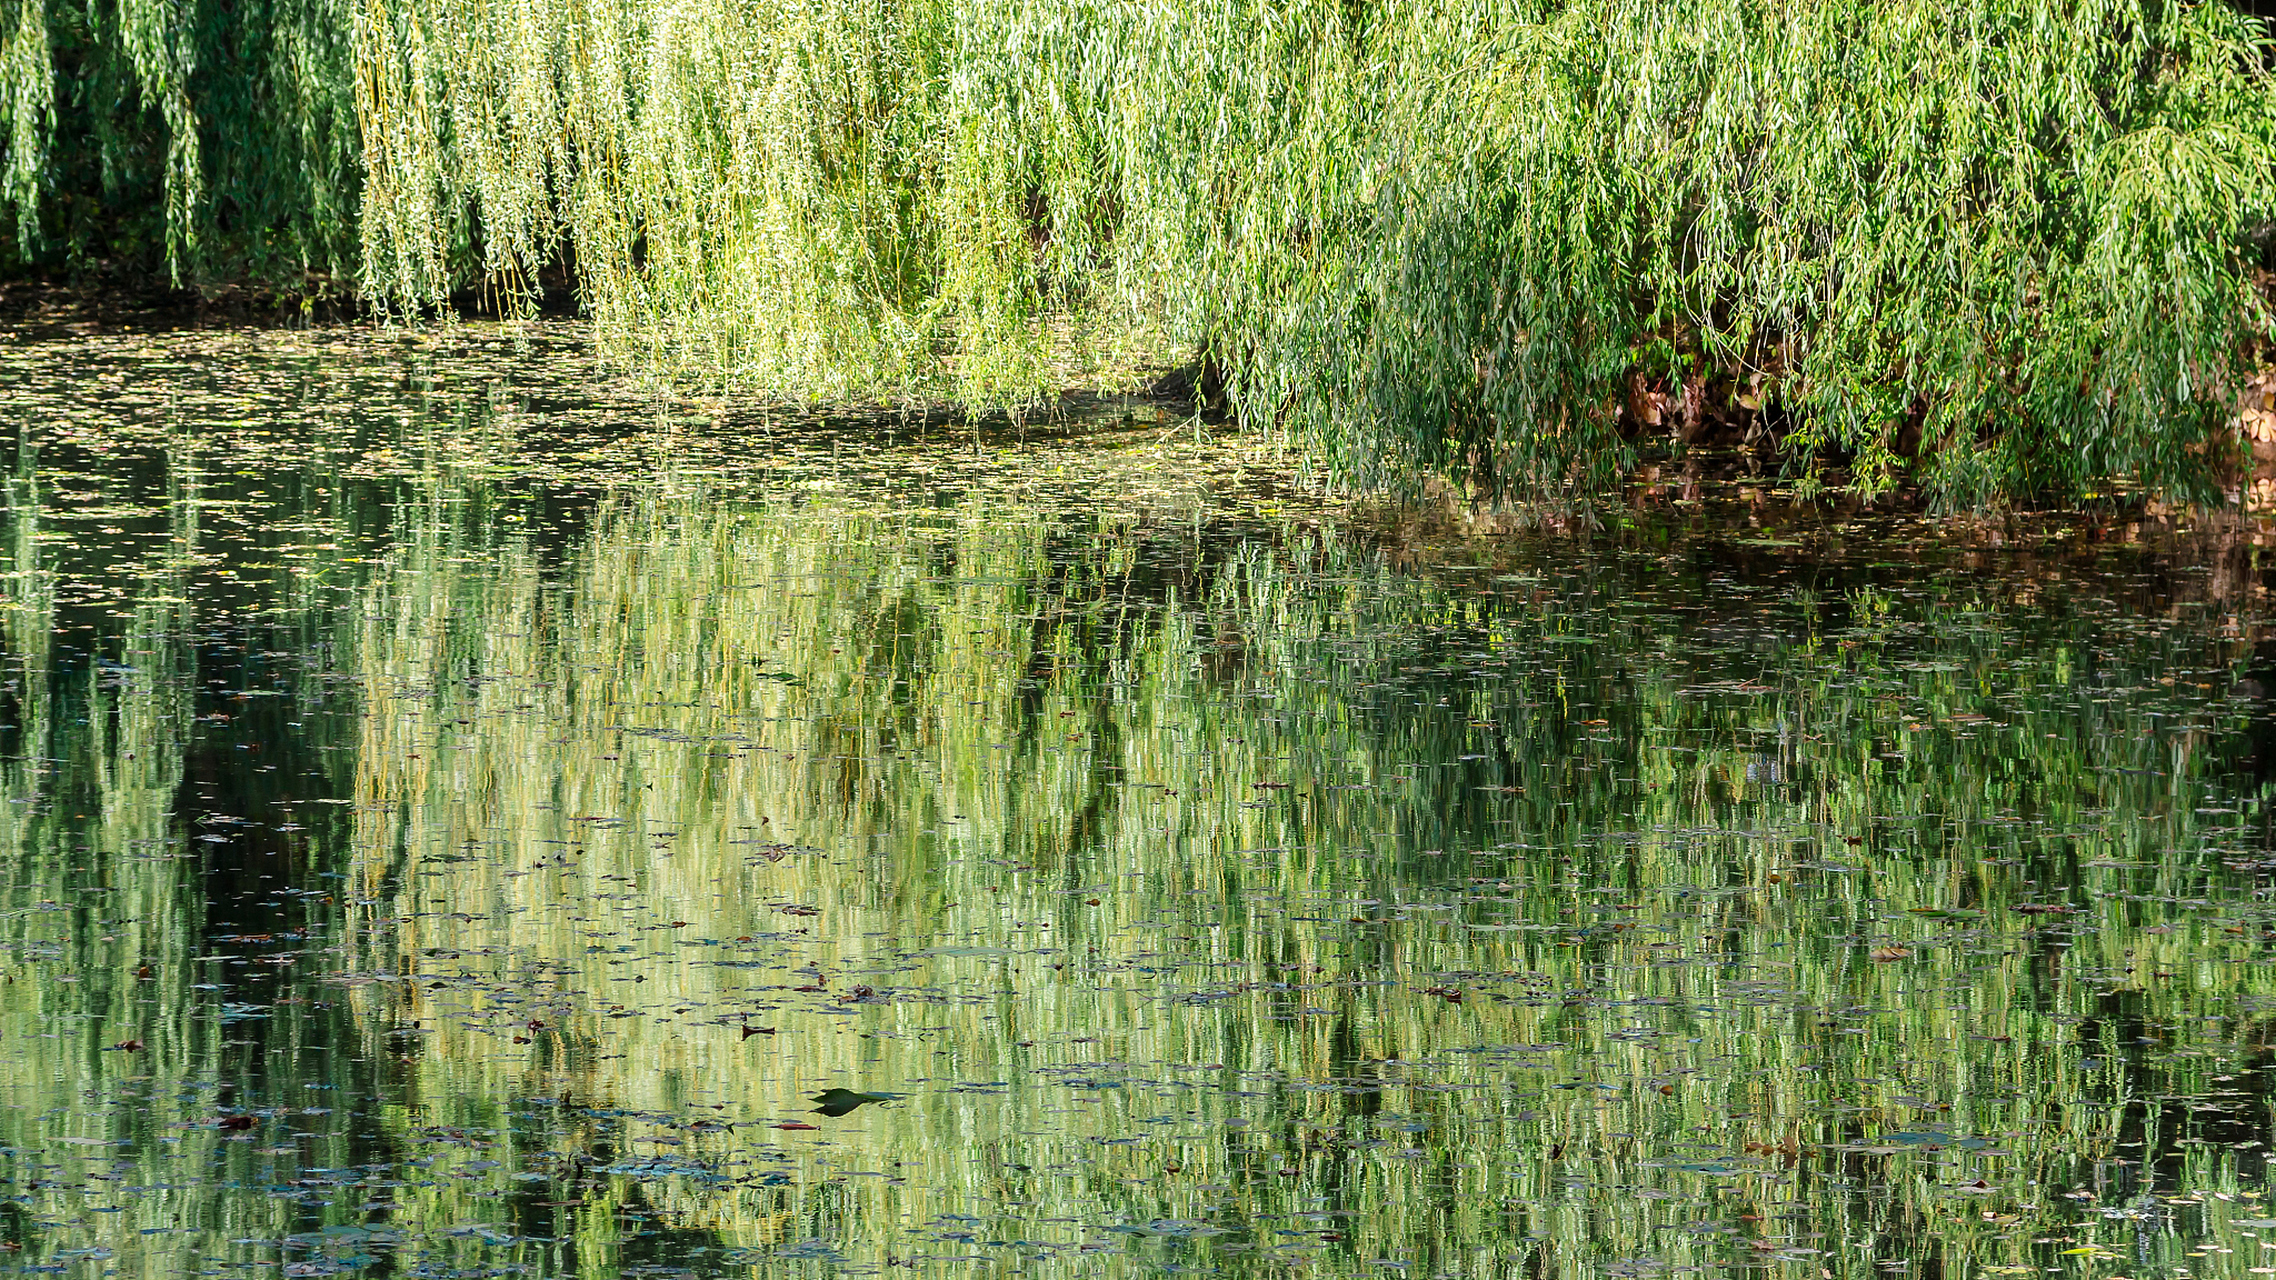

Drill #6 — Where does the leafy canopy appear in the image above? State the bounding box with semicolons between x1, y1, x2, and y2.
5;0;2275;507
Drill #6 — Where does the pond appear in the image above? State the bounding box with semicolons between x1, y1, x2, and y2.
0;323;2271;1279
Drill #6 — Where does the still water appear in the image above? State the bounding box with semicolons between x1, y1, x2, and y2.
0;324;2273;1279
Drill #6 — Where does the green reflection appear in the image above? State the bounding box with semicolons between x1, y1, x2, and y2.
0;326;2271;1279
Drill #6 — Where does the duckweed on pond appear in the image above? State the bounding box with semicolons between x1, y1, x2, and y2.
0;325;2271;1278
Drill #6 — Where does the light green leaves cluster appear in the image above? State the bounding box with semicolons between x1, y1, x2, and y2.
0;0;50;253
1308;0;2276;506
2;0;2272;505
352;0;2276;505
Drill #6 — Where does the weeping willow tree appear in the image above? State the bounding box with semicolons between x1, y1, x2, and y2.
0;0;2270;503
352;0;2276;505
0;0;358;289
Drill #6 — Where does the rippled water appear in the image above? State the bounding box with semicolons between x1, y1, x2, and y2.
0;324;2273;1279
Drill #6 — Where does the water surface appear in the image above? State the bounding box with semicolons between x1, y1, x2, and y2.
1;325;2273;1279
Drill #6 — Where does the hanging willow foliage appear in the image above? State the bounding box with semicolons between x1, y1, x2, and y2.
0;0;358;289
1315;0;2276;508
2;0;2272;505
352;0;2276;506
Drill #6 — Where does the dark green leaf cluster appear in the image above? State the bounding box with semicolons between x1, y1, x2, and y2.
0;0;358;293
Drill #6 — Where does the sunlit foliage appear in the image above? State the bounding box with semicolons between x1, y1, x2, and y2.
0;0;2271;502
352;0;2276;505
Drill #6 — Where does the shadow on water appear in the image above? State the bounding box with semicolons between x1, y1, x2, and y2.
1;323;2275;1276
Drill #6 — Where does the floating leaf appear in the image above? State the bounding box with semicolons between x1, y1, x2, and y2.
810;1089;895;1117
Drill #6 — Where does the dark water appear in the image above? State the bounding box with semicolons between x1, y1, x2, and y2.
0;324;2274;1278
